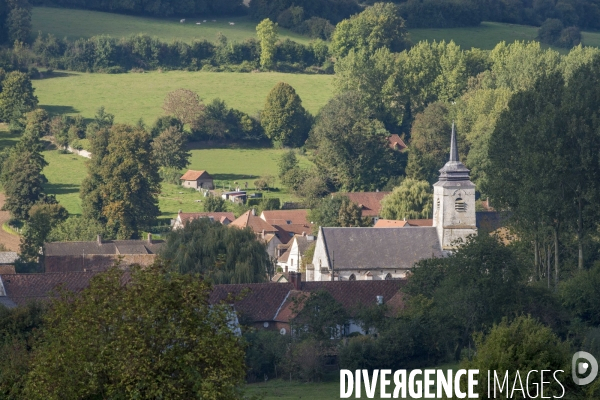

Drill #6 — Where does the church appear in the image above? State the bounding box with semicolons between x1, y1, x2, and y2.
307;125;479;282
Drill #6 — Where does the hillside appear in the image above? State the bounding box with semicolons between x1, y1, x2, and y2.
32;71;334;123
31;7;311;44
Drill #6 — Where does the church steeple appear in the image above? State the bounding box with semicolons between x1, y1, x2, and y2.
449;122;459;162
438;122;470;182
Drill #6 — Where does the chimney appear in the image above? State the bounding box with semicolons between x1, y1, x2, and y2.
302;231;306;236
147;233;152;243
178;209;182;214
97;235;102;244
376;295;384;305
290;272;302;290
261;229;265;239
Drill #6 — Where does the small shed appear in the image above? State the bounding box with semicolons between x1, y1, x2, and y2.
180;170;214;190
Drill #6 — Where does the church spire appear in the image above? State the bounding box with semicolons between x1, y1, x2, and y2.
449;122;458;162
437;123;470;182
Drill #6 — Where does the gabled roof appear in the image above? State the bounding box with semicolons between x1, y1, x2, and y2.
180;170;212;181
406;219;433;227
374;219;408;227
44;239;164;256
261;210;311;226
0;272;101;307
334;192;390;217
230;211;278;234
178;212;235;224
209;280;407;323
319;227;443;270
388;134;407;151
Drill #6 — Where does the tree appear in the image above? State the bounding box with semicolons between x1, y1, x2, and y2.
23;109;50;138
151;126;190;170
330;2;410;58
162;89;205;126
203;195;226;212
150;115;183;138
7;6;31;44
47;217;104;242
0;71;38;122
291;289;348;341
256;18;278;70
81;124;160;239
19;204;68;265
405;102;452;184
278;149;299;179
309;91;402;191
308;195;369;231
261;82;311;148
160;218;270;284
380;178;433;220
463;316;572;398
22;265;246;399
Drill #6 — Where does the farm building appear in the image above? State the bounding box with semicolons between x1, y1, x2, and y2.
180;170;214;189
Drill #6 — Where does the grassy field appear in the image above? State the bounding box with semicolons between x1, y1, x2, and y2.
32;7;311;44
410;21;600;50
42;147;312;218
33;70;334;124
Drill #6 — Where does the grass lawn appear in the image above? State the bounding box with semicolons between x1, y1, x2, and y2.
33;70;334;124
32;7;311;44
410;21;600;50
43;147;312;218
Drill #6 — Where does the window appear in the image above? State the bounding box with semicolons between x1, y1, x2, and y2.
349;274;356;281
437;198;440;210
455;198;466;212
385;273;392;280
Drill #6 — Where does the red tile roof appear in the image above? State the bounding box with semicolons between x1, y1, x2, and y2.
0;272;101;306
335;192;390;217
180;170;212;181
374;219;408;227
230;211;278;234
261;210;311;226
209;280;407;323
388;134;407;151
178;212;235;224
406;219;433;227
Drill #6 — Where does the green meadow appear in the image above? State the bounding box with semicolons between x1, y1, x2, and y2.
32;7;311;44
33;70;334;124
410;21;600;50
42;147;312;218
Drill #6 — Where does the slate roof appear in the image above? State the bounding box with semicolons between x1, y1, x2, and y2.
0;272;101;307
0;252;18;264
209;280;406;323
44;239;165;256
335;192;390;217
180;170;212;181
319;227;443;270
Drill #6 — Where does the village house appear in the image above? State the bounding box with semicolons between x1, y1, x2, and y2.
334;191;390;221
260;209;314;242
43;234;164;273
172;211;235;229
388;134;407;151
180;170;214;190
230;210;282;258
309;125;477;281
276;234;316;273
209;272;406;336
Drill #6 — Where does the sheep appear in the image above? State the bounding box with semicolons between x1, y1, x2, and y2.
203;20;207;22
196;22;201;25
229;22;235;25
180;19;185;23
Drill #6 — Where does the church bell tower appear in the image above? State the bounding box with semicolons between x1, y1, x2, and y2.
433;123;477;250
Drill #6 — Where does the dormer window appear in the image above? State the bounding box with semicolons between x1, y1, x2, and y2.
455;198;466;212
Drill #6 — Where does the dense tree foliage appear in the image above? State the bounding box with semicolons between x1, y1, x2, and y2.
47;216;104;242
160;218;271;283
151;125;190;170
307;195;369;231
80;123;160;239
379;178;432;220
330;3;410;58
261;82;311;147
256;18;278;70
21;265;246;399
19;203;68;265
0;71;38;122
308;91;403;191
